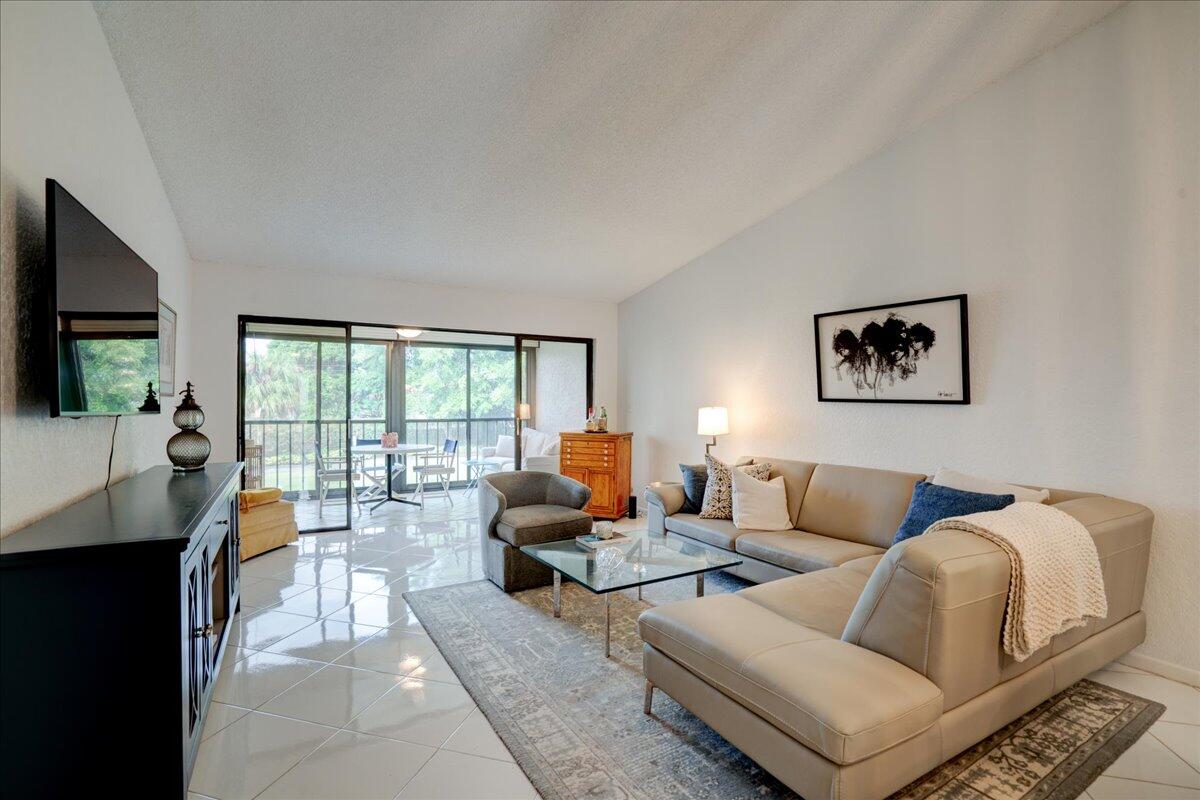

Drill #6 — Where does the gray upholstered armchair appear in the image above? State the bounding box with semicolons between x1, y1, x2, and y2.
479;471;592;592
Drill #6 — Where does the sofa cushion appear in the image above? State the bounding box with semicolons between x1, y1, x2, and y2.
795;463;926;549
495;504;592;547
749;457;818;527
639;595;943;765
664;513;743;550
735;530;884;573
737;567;871;637
732;472;792;531
892;481;1014;544
678;463;707;514
700;455;770;519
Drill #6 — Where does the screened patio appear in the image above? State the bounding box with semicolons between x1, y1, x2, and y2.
239;320;589;532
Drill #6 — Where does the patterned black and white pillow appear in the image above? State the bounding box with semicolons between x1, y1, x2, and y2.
699;455;771;520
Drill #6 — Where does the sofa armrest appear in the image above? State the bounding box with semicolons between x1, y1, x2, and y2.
477;478;507;541
644;482;686;516
547;473;592;510
481;447;497;458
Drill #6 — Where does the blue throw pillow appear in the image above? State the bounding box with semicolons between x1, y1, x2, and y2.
678;463;707;514
892;481;1014;545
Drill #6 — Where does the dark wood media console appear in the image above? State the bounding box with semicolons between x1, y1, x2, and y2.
0;463;244;798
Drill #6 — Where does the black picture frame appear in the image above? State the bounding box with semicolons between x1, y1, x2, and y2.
814;294;970;404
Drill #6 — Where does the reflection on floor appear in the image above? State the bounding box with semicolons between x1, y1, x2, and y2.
291;487;473;533
192;491;1200;799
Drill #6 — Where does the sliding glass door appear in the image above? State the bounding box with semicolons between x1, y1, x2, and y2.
400;332;517;486
237;316;594;532
239;320;352;533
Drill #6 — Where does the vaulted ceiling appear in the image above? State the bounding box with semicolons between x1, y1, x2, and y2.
94;0;1122;301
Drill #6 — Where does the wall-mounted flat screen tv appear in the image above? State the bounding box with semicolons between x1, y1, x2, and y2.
47;179;160;416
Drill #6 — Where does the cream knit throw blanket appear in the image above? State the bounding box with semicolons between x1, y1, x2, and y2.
926;501;1107;662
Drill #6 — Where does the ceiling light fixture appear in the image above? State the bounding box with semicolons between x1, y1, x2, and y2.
396;328;422;339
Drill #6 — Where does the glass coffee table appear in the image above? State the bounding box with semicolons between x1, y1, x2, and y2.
520;530;742;657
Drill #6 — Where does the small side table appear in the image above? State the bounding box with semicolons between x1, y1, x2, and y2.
464;459;494;497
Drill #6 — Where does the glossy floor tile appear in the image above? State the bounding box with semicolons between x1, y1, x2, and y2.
230;608;318;650
212;650;324;709
333;627;441;676
262;618;383;663
348;677;476;747
1089;669;1200;725
442;708;515;763
256;730;436;800
260;664;401;728
395;748;539;800
190;711;337;799
1152;720;1200;772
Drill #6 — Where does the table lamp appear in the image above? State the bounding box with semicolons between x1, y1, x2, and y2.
697;406;729;455
517;402;531;434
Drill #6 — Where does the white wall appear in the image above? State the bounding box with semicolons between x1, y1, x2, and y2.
619;1;1199;675
189;261;618;464
533;340;589;435
0;1;192;536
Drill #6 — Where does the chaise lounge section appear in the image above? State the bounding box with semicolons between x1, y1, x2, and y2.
639;458;1153;800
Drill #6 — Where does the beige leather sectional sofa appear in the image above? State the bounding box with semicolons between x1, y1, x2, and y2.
640;458;1152;800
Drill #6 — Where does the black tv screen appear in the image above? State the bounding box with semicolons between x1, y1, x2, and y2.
47;179;160;416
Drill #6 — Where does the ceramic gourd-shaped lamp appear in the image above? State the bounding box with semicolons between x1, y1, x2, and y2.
167;382;212;472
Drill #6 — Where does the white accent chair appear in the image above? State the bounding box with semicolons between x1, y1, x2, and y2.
412;438;459;506
315;441;362;515
479;428;561;474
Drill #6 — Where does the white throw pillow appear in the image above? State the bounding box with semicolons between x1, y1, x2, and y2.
522;428;552;457
931;467;1050;504
732;471;792;531
495;435;515;458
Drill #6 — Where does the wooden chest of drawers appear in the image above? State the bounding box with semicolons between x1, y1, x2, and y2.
559;431;632;520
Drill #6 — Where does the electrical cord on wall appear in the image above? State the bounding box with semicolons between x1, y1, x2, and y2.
104;416;119;490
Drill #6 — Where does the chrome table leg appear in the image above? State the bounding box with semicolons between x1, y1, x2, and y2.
553;570;561;618
604;592;611;658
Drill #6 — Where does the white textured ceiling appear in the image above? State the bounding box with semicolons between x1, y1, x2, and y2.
94;0;1121;301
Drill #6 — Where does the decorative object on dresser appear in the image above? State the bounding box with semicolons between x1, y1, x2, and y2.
0;463;244;798
814;294;970;403
696;406;729;454
560;431;632;520
166;381;212;471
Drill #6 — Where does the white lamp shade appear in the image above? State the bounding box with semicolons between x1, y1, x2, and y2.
697;406;729;437
517;403;531;420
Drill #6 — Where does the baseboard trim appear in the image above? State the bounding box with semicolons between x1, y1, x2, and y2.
1118;651;1200;687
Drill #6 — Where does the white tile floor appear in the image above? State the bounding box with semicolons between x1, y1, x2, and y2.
195;490;1200;799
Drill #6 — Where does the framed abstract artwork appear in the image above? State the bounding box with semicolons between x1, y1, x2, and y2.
158;300;177;396
814;294;970;404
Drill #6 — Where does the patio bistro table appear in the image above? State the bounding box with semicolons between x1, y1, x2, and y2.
350;443;436;510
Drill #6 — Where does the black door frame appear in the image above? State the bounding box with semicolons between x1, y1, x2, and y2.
237;314;594;530
237;317;353;533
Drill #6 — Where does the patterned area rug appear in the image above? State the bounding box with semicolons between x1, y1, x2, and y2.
404;576;1163;800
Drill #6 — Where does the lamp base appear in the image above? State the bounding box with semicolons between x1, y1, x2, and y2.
704;437;717;455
